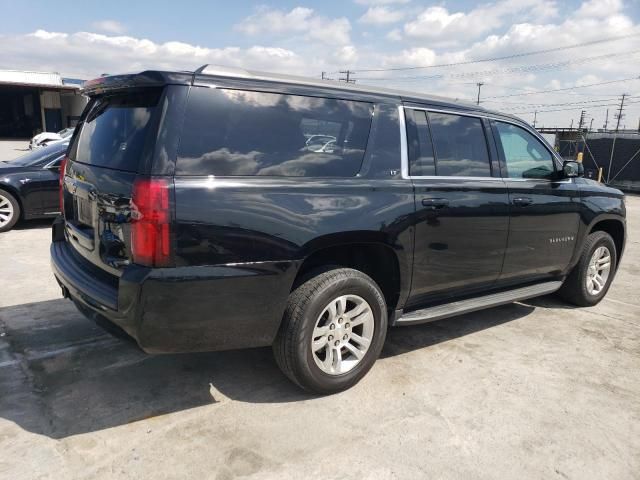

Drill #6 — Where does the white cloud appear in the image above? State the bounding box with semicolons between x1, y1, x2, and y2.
403;0;557;43
91;20;126;34
355;0;409;4
0;30;306;79
575;0;623;18
384;47;437;68
359;6;406;25
337;45;359;64
235;7;351;46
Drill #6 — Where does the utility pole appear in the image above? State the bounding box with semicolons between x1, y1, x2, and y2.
533;110;537;128
476;82;484;105
570;118;574;129
589;118;594;131
603;109;609;131
614;94;627;132
321;72;334;81
338;70;356;83
578;110;586;130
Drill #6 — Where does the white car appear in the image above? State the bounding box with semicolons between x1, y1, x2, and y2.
29;127;74;150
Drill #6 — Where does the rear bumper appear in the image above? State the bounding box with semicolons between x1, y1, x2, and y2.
51;227;298;353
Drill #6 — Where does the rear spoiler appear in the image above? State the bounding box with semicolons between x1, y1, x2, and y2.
82;71;193;96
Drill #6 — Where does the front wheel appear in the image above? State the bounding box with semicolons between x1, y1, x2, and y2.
558;231;617;307
273;268;387;394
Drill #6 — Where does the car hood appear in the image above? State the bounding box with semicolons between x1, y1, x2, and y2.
0;163;33;174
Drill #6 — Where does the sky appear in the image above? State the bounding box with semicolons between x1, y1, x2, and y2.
1;0;640;128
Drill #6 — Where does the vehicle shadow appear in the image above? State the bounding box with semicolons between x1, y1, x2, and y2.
520;296;578;310
0;297;537;439
14;218;54;230
382;301;537;358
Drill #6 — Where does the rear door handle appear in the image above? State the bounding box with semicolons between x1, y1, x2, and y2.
421;198;449;209
512;197;533;207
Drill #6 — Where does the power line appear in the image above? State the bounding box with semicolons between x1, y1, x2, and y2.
509;98;640;115
354;49;640;81
494;96;637;109
484;76;640;99
337;33;640;73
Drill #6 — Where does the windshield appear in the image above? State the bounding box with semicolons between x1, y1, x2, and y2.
5;142;69;166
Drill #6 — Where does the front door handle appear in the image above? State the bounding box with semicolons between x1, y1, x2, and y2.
512;197;533;207
421;198;449;209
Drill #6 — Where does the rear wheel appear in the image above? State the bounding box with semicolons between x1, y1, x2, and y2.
273;268;387;394
0;190;20;232
558;231;617;306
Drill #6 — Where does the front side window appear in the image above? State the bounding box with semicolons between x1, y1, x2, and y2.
495;122;555;179
177;88;373;177
428;112;491;177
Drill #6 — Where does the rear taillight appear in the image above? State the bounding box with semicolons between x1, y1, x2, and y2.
59;156;67;212
131;177;171;267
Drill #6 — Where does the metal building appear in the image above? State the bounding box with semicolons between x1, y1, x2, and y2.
0;70;87;139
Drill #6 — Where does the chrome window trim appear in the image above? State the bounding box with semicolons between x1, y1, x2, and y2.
399;105;570;183
42;154;65;170
398;105;409;179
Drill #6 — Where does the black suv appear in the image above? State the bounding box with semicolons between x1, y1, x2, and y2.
51;66;626;394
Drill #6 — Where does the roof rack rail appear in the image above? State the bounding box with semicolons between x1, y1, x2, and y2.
195;64;253;78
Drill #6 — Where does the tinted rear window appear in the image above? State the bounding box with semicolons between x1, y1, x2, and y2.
429;112;491;177
177;88;373;177
72;88;162;172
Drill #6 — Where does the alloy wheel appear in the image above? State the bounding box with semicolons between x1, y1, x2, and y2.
586;246;611;295
0;193;14;228
311;294;375;375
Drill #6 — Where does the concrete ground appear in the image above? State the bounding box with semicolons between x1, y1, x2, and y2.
0;200;638;480
0;140;30;161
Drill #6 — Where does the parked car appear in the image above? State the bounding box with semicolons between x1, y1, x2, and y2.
29;127;74;150
305;134;336;152
0;141;68;232
51;66;626;394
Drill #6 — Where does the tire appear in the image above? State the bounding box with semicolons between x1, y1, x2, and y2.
0;190;20;232
273;268;387;394
557;231;617;307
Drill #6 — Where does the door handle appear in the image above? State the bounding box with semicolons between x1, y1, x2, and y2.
512;197;533;207
421;198;449;209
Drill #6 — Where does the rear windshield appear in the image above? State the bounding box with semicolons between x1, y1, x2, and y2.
72;88;162;172
177;88;373;177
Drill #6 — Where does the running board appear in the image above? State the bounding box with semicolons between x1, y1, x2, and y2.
396;281;563;326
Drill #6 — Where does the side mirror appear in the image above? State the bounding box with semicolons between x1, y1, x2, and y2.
563;160;583;178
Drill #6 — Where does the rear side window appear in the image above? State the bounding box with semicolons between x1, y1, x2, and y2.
177;88;373;177
72;88;162;172
429;112;491;177
407;109;436;176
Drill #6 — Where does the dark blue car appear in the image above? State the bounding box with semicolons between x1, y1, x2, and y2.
0;140;68;232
